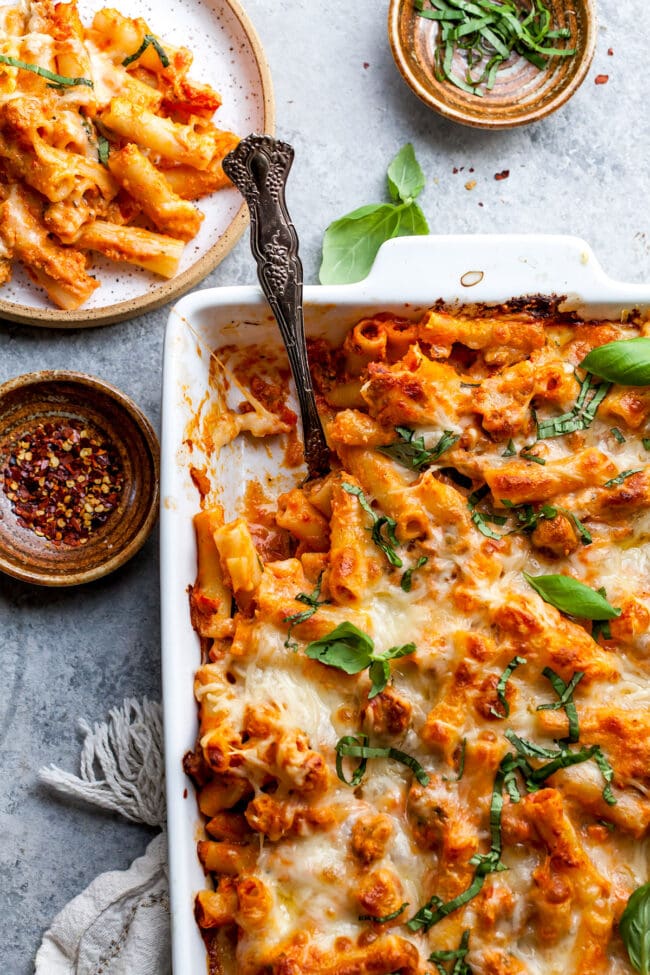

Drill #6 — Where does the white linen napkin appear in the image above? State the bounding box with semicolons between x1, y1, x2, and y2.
34;699;172;975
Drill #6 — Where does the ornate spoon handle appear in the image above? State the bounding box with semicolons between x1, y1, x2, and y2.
222;134;330;480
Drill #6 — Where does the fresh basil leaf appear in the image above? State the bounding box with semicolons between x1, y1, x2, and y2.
305;622;374;673
386;143;425;203
319;203;400;285
523;572;622;621
383;642;417;661
368;642;417;696
379;427;459;471
580;337;650;386
306;624;415;697
368;658;390;699
620;881;650;974
319;146;429;284
393;200;429;237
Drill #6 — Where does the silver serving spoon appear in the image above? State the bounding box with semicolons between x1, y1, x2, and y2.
222;134;330;480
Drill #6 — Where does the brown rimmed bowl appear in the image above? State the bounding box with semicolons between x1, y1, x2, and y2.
388;0;597;129
0;371;159;586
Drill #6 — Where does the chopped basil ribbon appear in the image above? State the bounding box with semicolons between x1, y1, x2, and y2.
604;468;644;488
502;438;516;457
335;735;429;787
341;482;402;567
523;572;622;621
407;874;486;933
520;444;546;464
122;33;170;68
411;718;618;935
592;587;614;641
378;426;459;471
0;54;93;87
335;735;369;786
414;0;575;97
467;484;507;540
537;667;584;743
643;439;650;451
620;881;650;974
504;729;616;805
401;555;428;592
409;752;511;933
283;571;330;649
97;134;110;166
536;372;611;439
502;500;591;545
490;655;526;719
429;930;472;975
305;622;415;699
580;336;650;386
610;427;626;443
455;737;467;781
563;508;593;545
358;902;409;923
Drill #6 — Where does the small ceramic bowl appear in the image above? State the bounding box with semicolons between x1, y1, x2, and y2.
0;371;159;586
388;0;597;129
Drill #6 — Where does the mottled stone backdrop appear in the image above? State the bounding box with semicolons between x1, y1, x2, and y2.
0;0;644;969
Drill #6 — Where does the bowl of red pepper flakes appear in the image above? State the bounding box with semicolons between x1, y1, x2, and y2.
0;371;159;586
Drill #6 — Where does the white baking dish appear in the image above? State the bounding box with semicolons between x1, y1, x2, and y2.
160;233;650;974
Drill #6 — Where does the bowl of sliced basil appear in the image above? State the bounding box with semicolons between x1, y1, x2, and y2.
388;0;597;129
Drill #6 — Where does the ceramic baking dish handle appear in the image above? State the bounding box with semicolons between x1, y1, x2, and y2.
351;235;650;314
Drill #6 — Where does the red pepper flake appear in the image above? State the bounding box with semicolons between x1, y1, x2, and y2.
2;419;124;547
363;62;369;69
452;167;459;174
595;74;609;85
607;48;614;56
495;169;510;181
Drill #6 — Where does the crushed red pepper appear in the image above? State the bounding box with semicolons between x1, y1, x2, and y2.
2;418;124;546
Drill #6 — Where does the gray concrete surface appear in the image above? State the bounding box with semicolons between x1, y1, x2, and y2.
0;0;646;970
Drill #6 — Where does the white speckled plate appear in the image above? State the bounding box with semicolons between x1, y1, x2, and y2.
0;0;274;328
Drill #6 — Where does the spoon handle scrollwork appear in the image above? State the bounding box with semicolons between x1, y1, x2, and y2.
222;134;330;480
